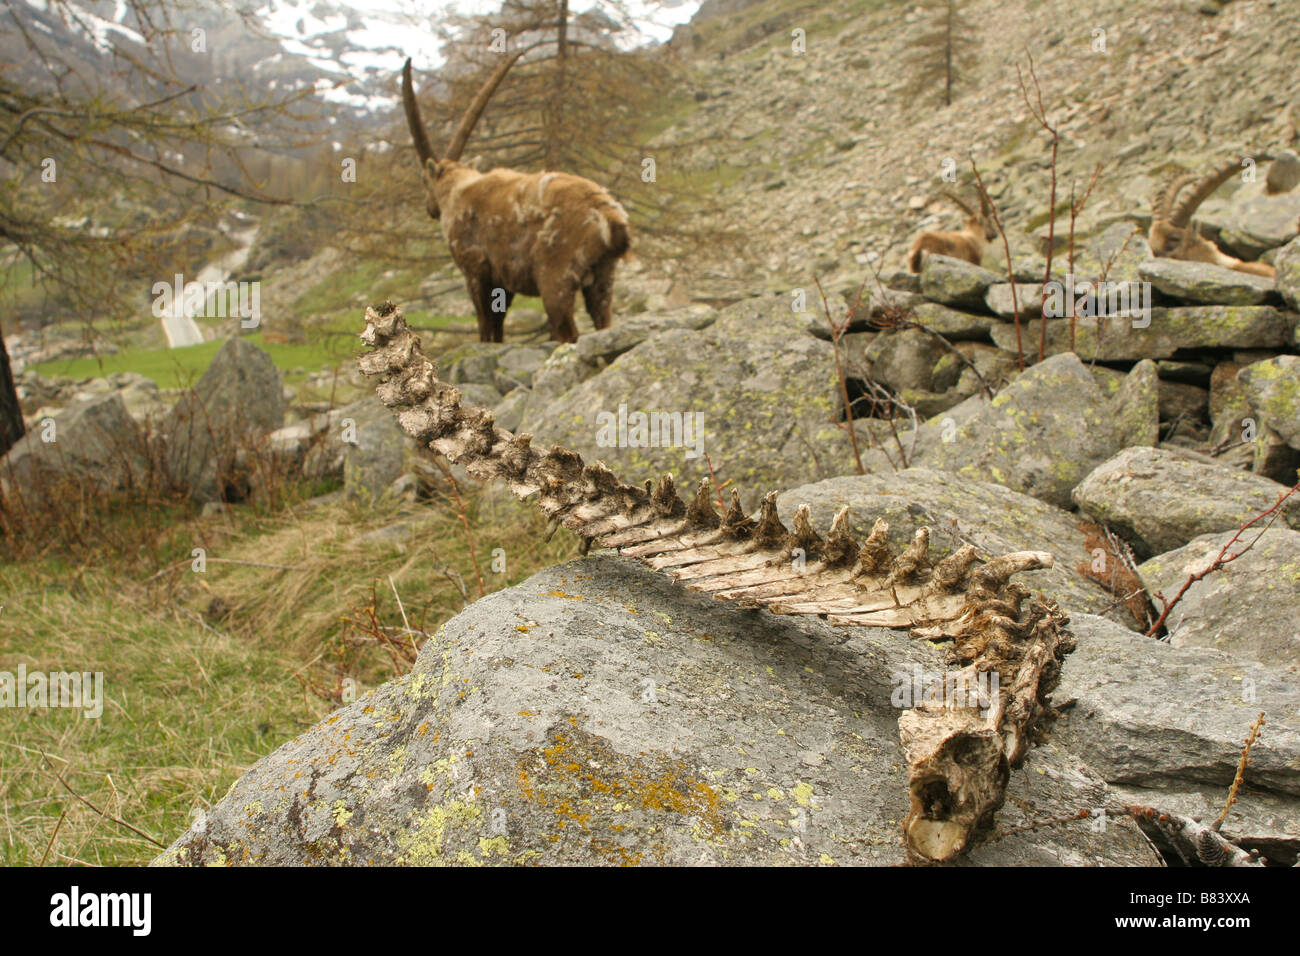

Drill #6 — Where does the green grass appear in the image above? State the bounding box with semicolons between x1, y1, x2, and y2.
32;331;361;391
0;258;45;312
0;562;324;866
0;484;581;865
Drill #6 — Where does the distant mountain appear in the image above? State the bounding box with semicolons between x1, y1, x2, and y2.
7;0;701;122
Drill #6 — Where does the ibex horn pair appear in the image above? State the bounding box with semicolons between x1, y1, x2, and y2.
401;48;632;344
401;51;523;167
907;189;998;273
1149;155;1277;278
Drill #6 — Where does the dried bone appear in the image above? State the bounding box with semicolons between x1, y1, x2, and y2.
360;302;1077;862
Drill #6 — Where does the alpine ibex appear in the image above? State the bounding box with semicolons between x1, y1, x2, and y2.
401;54;631;343
1148;158;1276;278
907;191;997;272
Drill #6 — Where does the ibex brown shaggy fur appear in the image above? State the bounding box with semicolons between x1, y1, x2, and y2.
1149;158;1276;278
402;53;630;343
907;191;997;272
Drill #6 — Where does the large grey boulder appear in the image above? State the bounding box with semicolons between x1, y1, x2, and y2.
906;302;997;341
338;397;408;500
918;255;1000;309
575;306;716;364
904;352;1121;509
1138;528;1300;667
493;346;553;392
154;555;1158;866
804;290;926;339
0;393;144;500
1072;446;1300;559
984;282;1047;320
1238;356;1300;450
164;337;285;502
528;343;601;404
860;327;947;392
1265;150;1300;195
1275;235;1300;313
1138;258;1276;306
1238;356;1300;483
439;342;506;389
521;297;851;492
1214;190;1300;259
1077;221;1151;283
776;468;1144;628
1112;360;1160;448
990;306;1293;361
1054;614;1300;796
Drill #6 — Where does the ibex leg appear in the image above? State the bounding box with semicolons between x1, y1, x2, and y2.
540;281;579;343
582;259;617;331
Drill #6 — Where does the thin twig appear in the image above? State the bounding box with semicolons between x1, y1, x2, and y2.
702;452;730;509
388;575;418;659
40;808;68;867
1214;713;1266;832
1016;54;1058;364
41;753;165;849
1067;162;1104;354
1146;480;1300;637
814;274;866;474
969;158;1022;370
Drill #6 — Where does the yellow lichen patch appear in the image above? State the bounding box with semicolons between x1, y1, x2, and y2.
514;721;730;865
478;835;509;857
332;801;353;828
792;783;817;807
394;799;483;865
543;590;585;600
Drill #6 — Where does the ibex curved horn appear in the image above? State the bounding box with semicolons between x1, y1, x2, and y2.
1167;157;1242;229
444;49;527;161
401;58;437;166
943;191;977;218
402;49;527;166
1151;170;1198;224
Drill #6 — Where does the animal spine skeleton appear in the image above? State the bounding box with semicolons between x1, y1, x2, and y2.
907;191;997;272
1148;157;1277;278
401;54;631;343
360;302;1077;863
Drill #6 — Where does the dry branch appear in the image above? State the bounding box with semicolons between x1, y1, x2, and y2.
1146;479;1299;637
1216;712;1266;833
